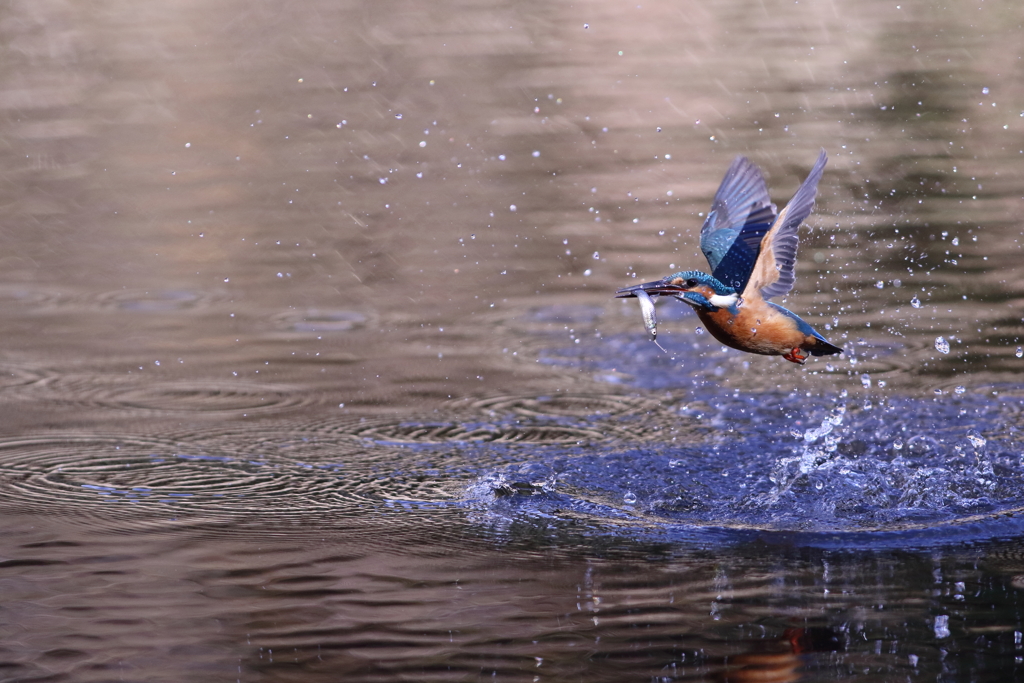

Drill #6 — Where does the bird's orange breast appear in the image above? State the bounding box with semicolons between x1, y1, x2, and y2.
695;299;807;356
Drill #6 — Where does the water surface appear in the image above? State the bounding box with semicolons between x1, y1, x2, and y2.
1;0;1024;679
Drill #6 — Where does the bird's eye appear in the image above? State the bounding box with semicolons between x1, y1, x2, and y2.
685;278;699;288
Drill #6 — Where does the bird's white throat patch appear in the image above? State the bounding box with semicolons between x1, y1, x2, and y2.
708;292;740;308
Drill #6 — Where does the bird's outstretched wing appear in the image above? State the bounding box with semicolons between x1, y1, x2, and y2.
743;149;828;301
699;156;777;292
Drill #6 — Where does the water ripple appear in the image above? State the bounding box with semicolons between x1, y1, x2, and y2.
15;376;312;416
94;288;227;312
0;433;464;540
0;387;1022;548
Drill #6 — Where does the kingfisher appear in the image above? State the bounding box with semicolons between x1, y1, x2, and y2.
615;149;842;364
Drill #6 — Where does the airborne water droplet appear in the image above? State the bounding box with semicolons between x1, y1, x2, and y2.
934;336;950;354
967;429;986;449
623;491;637;505
954;385;966;394
910;296;921;308
1017;347;1023;358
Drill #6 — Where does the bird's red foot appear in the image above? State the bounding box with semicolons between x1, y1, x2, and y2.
783;348;808;364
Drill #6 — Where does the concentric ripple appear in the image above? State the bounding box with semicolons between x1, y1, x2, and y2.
269;308;367;334
0;283;74;308
20;376;312;416
0;432;474;538
301;392;696;446
460;393;661;419
344;418;608;444
95;288;225;312
3;385;1023;548
88;380;310;415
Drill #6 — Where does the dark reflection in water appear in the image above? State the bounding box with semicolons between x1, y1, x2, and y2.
0;0;1023;679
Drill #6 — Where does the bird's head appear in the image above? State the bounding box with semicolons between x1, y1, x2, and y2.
615;271;740;309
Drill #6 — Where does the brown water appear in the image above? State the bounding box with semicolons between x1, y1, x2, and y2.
2;0;1024;680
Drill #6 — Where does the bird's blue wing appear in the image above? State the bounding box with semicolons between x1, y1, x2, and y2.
751;149;827;301
699;156;777;292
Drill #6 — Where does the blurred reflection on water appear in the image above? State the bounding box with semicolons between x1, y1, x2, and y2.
0;0;1023;679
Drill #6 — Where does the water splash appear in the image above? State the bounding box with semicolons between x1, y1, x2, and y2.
467;389;1023;540
762;402;847;504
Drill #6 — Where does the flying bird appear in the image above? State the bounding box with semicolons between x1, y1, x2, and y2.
616;149;842;364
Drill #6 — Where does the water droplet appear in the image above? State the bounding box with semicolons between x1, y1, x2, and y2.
934;615;950;639
954;385;966;394
860;373;871;388
592;251;600;260
623;491;637;504
814;480;824;490
967;429;986;449
934;336;950;354
658;230;665;236
893;438;903;450
910;296;921;308
1017;346;1023;358
695;326;705;335
875;280;884;289
668;459;683;468
951;237;959;246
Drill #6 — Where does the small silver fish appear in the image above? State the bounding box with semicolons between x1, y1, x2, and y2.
635;289;658;340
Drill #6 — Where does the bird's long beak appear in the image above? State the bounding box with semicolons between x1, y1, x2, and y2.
615;278;684;298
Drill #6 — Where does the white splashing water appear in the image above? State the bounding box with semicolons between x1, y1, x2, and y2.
934;615;950;639
967;429;986;449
